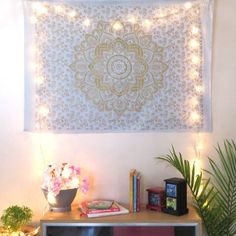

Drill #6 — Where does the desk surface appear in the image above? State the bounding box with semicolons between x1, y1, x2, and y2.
41;204;202;225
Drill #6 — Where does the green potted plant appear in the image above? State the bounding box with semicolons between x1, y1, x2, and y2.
157;140;236;236
0;205;33;235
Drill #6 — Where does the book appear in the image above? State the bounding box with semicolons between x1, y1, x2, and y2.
137;173;141;212
129;169;136;212
80;200;120;214
133;172;137;212
80;202;129;218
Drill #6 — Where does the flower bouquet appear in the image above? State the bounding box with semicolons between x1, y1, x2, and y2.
42;163;88;212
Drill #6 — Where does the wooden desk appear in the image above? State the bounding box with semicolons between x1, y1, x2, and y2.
40;205;202;236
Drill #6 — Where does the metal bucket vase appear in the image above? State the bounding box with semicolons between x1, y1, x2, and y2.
42;188;78;212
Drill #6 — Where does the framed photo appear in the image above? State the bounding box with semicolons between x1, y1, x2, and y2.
166;183;177;197
166;197;177;211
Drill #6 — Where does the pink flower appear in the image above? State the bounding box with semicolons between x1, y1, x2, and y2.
42;163;88;196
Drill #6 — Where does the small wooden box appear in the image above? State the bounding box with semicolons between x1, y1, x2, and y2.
163;178;189;216
146;187;165;211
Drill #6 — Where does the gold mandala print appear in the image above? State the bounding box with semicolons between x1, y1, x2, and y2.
70;21;168;116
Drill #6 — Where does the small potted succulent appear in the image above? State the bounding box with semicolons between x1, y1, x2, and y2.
42;163;89;212
0;205;33;235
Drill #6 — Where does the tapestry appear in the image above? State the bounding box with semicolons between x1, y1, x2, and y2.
24;0;213;132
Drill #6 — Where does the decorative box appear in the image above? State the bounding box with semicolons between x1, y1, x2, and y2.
163;178;188;216
146;187;165;211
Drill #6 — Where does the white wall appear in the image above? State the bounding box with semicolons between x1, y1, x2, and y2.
0;0;236;231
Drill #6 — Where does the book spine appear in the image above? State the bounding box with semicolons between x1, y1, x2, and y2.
133;173;137;212
129;169;135;212
137;174;141;212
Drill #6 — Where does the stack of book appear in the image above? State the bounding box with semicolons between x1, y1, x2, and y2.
129;169;141;212
79;200;129;218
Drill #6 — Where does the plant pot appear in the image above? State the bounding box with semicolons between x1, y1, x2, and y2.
42;188;78;212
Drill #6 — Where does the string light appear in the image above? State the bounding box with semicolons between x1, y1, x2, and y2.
36;76;45;85
54;5;64;14
68;10;77;19
38;105;49;117
128;16;137;24
191;55;200;65
191;97;199;107
32;2;48;15
190;69;199;80
184;2;193;10
83;18;91;27
190;39;200;49
195;85;204;94
142;19;152;29
191;111;200;122
191;26;199;35
112;21;123;30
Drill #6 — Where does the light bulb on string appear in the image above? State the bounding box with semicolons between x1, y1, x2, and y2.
184;2;193;10
128;16;137;24
142;19;152;30
54;5;64;15
36;76;45;85
190;39;200;49
191;26;199;35
32;2;48;15
189;69;199;80
68;10;77;19
191;111;200;122
83;18;91;27
38;105;49;117
112;21;123;31
192;55;200;65
195;85;204;94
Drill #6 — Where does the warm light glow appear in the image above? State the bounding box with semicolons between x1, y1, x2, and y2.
184;2;193;9
191;111;200;122
47;192;57;204
142;19;152;29
32;2;48;15
192;55;200;64
36;76;45;85
68;10;77;19
196;142;204;151
30;16;38;24
38;105;49;116
195;85;204;93
191;97;199;106
190;39;200;49
112;21;123;30
71;177;80;187
194;158;201;174
62;167;72;179
191;26;199;35
128;16;137;24
83;18;91;27
54;5;64;14
190;69;199;79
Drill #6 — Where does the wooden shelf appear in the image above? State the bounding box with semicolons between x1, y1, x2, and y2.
40;204;202;236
